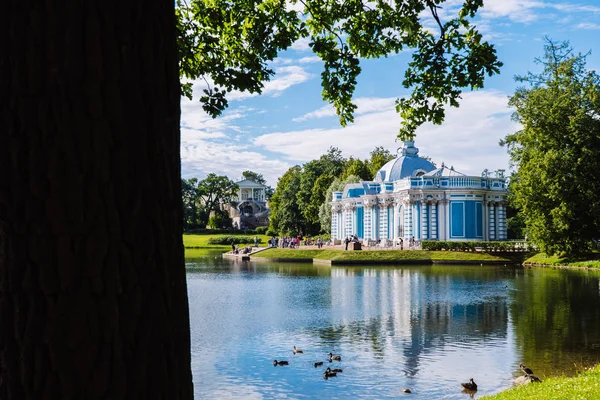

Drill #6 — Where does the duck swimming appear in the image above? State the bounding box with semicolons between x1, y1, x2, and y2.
328;352;342;361
323;367;337;379
330;368;343;373
273;360;289;366
461;378;477;391
314;362;324;367
293;346;304;354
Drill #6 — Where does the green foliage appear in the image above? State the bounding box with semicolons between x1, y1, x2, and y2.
255;226;268;234
265;228;278;236
503;39;600;255
182;174;238;230
342;158;371;181
207;211;232;229
269;166;305;235
207;236;262;245
367;146;395;177
177;0;501;139
421;240;534;252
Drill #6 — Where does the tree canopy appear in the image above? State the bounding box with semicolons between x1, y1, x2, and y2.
502;39;600;255
176;0;501;139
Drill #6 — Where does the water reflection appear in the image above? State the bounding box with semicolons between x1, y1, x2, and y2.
186;256;600;399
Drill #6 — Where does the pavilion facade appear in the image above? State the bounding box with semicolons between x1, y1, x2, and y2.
330;141;507;243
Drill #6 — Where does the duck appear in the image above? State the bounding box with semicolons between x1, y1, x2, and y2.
460;378;477;391
293;346;304;354
330;368;343;373
314;361;324;367
525;374;542;383
273;360;289;366
402;388;412;394
520;363;534;376
323;367;337;378
328;352;342;361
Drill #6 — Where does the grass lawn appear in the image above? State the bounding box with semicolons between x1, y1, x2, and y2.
254;248;512;262
481;365;600;400
183;233;271;248
525;252;600;268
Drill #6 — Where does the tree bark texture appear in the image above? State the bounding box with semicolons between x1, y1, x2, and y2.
0;1;193;398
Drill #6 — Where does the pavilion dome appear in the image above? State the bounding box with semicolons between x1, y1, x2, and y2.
373;141;436;182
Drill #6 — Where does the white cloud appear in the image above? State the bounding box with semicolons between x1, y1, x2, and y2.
292;97;397;122
298;56;322;64
575;22;600;30
290;37;311;51
255;90;517;176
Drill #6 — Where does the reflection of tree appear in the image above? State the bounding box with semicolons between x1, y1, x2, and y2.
510;268;600;377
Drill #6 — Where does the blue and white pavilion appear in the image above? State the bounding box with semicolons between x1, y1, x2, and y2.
330;141;507;243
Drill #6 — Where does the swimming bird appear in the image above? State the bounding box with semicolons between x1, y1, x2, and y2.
323;367;337;378
293;346;304;354
314;361;324;367
520;363;534;376
460;378;477;391
328;352;342;361
331;368;343;373
402;388;412;393
273;360;289;366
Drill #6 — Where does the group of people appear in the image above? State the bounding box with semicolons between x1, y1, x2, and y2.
230;243;253;254
267;236;330;249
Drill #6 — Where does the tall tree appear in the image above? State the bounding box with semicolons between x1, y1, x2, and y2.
197;174;238;215
1;1;193;398
269;166;305;235
182;177;202;230
367;146;396;177
502;39;600;255
2;0;500;397
178;0;502;139
342;158;372;181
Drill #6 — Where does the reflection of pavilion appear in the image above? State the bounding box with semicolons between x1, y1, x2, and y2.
329;268;508;377
226;179;270;229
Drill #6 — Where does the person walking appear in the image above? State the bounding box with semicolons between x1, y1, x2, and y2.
344;236;350;250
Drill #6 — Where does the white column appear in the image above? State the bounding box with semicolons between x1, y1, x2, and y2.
483;199;488;241
489;202;496;240
431;201;438;240
404;202;413;242
445;200;451;240
497;202;506;240
438;200;445;240
420;201;428;240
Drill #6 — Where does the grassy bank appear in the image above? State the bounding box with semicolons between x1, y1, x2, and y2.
183;233;270;249
254;248;514;262
482;365;600;399
525;252;600;268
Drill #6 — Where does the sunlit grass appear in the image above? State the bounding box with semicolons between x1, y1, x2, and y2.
525;252;600;268
182;233;271;248
481;365;600;400
255;249;511;262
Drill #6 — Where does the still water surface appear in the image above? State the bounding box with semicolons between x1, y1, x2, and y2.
187;251;600;399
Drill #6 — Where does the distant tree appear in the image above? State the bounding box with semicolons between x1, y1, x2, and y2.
502;39;600;255
269;166;305;235
367;146;396;177
182;177;202;229
197;174;238;217
342;158;371;181
318;175;361;233
207;210;233;229
242;170;274;200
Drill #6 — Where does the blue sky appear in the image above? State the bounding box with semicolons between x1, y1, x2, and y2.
180;0;600;186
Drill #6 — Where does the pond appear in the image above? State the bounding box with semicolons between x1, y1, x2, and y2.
186;250;600;399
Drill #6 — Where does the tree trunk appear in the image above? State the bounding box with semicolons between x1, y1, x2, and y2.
0;1;193;398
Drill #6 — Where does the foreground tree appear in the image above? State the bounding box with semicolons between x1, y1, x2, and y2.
178;0;502;139
0;1;192;398
502;39;600;255
2;0;500;397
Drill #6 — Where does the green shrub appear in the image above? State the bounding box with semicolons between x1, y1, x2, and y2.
207;236;262;245
422;240;528;252
265;228;277;236
255;226;268;234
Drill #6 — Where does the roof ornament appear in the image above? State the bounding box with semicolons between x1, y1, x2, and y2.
398;140;419;157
